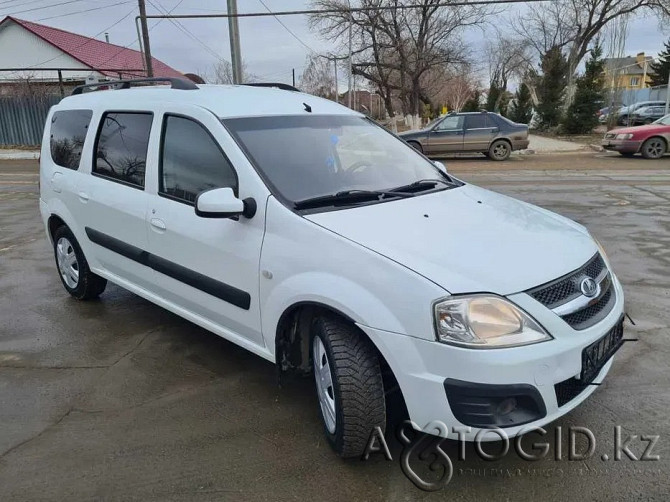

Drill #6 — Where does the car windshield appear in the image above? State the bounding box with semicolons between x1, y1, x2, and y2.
654;114;670;125
223;115;455;207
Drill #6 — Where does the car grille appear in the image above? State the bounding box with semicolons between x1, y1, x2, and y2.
525;253;615;330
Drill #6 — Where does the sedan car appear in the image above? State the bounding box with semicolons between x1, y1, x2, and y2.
398;111;529;161
631;105;667;125
601;114;670;159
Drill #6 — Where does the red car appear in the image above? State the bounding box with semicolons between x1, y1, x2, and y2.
601;114;670;159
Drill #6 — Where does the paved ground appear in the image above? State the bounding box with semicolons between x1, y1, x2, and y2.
1;154;669;501
526;134;591;153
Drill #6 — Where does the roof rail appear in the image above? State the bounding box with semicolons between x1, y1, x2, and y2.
71;77;198;95
243;82;300;92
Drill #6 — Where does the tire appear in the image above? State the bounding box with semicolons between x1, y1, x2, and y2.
488;139;511;161
53;225;107;300
618;115;628;126
311;315;386;458
407;141;423;154
640;137;667;160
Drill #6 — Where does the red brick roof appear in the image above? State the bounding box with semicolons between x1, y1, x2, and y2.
2;16;182;78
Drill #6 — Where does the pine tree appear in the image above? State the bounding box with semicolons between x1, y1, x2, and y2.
649;38;670;87
536;46;569;130
509;83;533;124
562;45;606;134
461;90;481;112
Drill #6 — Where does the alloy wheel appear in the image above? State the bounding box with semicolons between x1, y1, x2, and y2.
644;139;665;159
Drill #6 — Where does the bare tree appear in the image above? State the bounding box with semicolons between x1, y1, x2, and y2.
208;59;257;84
310;0;492;117
299;54;338;99
423;63;480;112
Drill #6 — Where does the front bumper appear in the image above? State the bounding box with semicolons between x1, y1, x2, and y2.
358;273;625;441
601;139;642;153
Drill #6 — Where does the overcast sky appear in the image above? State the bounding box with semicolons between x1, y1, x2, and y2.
3;0;668;85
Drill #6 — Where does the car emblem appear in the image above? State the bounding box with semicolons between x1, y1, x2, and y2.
580;277;598;298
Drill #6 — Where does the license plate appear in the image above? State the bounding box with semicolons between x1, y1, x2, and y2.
581;318;624;383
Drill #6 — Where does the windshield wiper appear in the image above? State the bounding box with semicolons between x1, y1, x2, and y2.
294;189;413;210
388;178;452;193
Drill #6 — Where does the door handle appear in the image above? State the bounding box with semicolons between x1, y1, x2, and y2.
78;191;89;202
150;218;167;231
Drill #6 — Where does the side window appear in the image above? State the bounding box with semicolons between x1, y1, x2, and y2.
464;114;488;129
159;115;237;204
435;115;463;131
50;110;92;170
93;112;152;188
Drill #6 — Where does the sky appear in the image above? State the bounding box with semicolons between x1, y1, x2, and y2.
1;0;667;85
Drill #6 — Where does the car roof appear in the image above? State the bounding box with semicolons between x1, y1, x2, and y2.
56;84;361;119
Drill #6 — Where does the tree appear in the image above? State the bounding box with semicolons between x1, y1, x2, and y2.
209;59;256;84
562;44;606;134
485;36;532;113
513;0;665;105
310;0;492;117
649;37;670;87
424;64;479;112
461;90;481;111
509;83;533;124
300;54;338;99
535;46;569;129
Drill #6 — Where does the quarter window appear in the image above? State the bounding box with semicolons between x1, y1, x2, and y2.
50;110;92;170
464;114;488;129
159;115;237;204
93;112;152;188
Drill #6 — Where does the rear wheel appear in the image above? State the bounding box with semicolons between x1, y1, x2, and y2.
640;137;666;159
488;140;511;161
311;315;386;458
407;141;423;153
53;226;107;300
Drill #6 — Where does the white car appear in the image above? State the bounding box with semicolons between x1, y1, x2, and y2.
40;78;625;457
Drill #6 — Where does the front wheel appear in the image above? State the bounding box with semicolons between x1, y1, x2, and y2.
640;137;667;159
53;226;107;300
407;141;423;153
488;140;511;161
312;316;386;458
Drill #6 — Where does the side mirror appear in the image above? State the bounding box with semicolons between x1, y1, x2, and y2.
195;187;256;219
433;160;447;173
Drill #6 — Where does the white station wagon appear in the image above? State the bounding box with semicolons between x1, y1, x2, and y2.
40;78;626;457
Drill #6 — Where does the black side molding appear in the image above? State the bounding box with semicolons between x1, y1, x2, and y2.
85;227;251;310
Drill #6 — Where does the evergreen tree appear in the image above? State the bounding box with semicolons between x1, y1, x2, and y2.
649;38;670;87
461;90;481;112
562;45;605;134
486;83;503;112
536;46;569;130
509;83;533;124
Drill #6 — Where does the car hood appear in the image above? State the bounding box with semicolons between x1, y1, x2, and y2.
305;185;597;295
610;124;668;135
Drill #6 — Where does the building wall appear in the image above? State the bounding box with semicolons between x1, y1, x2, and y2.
0;21;102;81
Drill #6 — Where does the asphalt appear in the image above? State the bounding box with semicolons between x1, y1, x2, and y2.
1;154;669;501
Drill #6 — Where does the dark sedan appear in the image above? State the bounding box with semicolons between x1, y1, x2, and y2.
398;111;529;161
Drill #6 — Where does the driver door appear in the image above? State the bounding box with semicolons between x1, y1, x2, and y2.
427;115;464;154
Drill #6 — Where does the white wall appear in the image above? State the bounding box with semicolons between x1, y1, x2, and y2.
0;21;103;81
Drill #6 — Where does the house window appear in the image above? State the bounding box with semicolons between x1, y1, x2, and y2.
630;77;640;87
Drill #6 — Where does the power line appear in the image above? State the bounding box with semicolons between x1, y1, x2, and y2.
256;0;316;54
2;0;96;17
35;1;135;21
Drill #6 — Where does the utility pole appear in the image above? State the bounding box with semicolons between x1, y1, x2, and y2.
137;0;153;77
333;58;338;103
292;68;295;87
347;9;353;108
227;0;243;84
666;69;670;115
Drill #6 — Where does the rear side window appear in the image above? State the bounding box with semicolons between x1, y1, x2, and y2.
50;110;92;170
464;114;488;129
93;112;152;188
159;115;237;204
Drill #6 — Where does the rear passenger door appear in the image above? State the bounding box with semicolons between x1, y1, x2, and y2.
463;114;497;152
144;105;267;349
77;110;155;290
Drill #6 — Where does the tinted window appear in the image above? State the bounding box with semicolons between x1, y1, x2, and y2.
94;112;152;188
50;110;92;170
464;114;488;129
160;115;237;204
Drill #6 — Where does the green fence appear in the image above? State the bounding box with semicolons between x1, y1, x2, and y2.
0;95;61;146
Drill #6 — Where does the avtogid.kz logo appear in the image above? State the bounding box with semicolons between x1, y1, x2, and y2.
362;421;660;492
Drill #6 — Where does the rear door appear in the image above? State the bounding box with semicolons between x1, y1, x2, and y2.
426;115;464;154
75;109;155;290
463;114;497;152
144;104;268;348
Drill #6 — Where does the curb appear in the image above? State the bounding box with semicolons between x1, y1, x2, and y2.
0;151;40;160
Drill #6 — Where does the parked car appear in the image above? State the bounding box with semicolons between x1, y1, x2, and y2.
41;78;625;458
631;105;668;125
398;111;529;161
602;114;670;158
616;101;666;125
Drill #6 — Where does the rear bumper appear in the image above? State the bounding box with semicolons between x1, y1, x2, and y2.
512;139;530;150
601;139;642;153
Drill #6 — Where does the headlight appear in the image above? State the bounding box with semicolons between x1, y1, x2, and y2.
616;133;634;140
433;295;551;348
591;235;609;263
